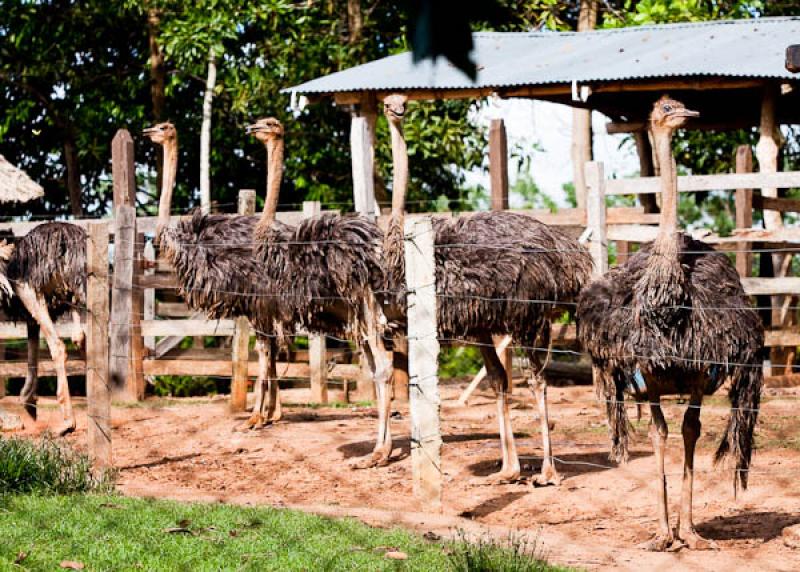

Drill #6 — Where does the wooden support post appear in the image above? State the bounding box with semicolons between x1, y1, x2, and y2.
351;111;378;218
735;145;754;277
571;0;596;209
405;216;442;508
87;221;111;470
143;240;156;352
230;189;256;412
616;240;630;266
489;119;512;389
131;231;145;398
585;162;608;276
304;200;328;404
633;130;659;214
489;119;509;211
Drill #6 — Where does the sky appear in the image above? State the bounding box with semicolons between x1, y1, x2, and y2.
467;98;641;205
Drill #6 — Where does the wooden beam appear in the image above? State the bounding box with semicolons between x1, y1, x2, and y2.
753;195;800;213
86;221;111;470
405;216;442;508
787;45;800;73
230;190;256;413
607;119;751;134
303;200;328;405
585;162;607;276
489;119;509;211
605;171;800;196
351;113;378;218
741;277;800;296
142;240;156;350
141;319;235;337
334;88;495;105
142;359;359;379
109;204;138;400
735;145;754;278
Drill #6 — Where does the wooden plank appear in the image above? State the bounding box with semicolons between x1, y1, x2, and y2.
142;359;359;379
788;45;800;73
765;329;800;347
351;114;378;218
585;162;607;276
616;239;631;266
489;119;509;211
130;232;145;399
86;221;111;470
404;216;442;507
141;319;235;337
607;118;752;134
154;301;190;317
0;360;87;377
112;130;136;206
753;195;800;213
605;171;800;196
303;200;328;404
137;272;179;289
607;225;659;242
143;240;156;350
703;228;800;244
230;189;256;413
741;277;800;295
109;204;137;400
735;145;754;278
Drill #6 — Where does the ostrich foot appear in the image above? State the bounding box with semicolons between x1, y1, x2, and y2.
637;534;675;552
236;413;271;432
678;528;718;551
480;467;521;485
351;447;392;470
54;419;76;437
531;463;562;487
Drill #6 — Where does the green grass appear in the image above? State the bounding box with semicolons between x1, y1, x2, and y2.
0;495;571;572
0;437;111;495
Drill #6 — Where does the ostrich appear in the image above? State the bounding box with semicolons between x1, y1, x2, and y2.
577;97;764;551
1;222;86;436
143;122;286;428
246;118;394;467
381;94;593;484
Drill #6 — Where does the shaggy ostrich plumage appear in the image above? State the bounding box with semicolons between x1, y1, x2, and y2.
577;96;764;551
1;222;87;435
145;122;288;426
248;117;393;466
381;94;593;484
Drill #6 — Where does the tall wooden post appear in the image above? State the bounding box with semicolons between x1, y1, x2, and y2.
405;216;442;508
585;162;608;276
351;105;378;218
143;240;156;352
633;130;659;215
489;119;513;389
304;200;329;404
571;0;596;209
230;189;256;412
87;221;111;470
735;145;754;277
110;129;143;400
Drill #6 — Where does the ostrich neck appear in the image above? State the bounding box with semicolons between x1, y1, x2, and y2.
259;137;284;228
157;138;178;232
388;119;408;217
653;126;678;236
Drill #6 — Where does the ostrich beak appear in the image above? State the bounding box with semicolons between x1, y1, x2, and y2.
675;108;700;118
142;127;157;136
245;124;262;135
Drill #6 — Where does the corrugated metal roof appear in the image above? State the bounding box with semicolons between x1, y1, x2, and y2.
285;17;800;95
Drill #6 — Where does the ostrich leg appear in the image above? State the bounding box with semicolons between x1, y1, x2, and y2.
264;337;282;422
353;298;394;469
528;367;562;486
677;390;718;550
479;333;520;482
19;321;40;425
71;309;85;351
16;283;75;436
641;391;674;551
240;337;269;430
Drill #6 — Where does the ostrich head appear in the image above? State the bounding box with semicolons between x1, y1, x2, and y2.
649;96;699;131
383;94;408;124
142;122;177;145
246;117;284;143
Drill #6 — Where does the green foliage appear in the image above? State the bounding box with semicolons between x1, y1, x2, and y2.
439;346;483;378
447;529;561;572
151;375;219;397
511;173;558;212
0;495;569;571
0;437;112;495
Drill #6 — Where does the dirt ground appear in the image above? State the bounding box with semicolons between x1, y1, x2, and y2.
5;380;800;571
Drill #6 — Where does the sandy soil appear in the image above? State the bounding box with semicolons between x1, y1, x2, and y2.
4;381;800;571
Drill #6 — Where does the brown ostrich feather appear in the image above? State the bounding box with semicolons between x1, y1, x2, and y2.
5;223;86;322
157;209;284;336
384;210;593;347
254;212;384;339
577;233;763;490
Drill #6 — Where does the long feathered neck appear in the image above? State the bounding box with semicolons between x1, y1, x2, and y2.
156;136;178;240
388;118;408;218
653;124;678;237
256;136;284;237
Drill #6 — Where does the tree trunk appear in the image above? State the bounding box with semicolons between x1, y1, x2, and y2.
63;138;83;216
570;0;596;208
347;0;363;44
200;48;217;214
147;7;166;190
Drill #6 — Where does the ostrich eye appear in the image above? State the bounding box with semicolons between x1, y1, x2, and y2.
663;104;673;113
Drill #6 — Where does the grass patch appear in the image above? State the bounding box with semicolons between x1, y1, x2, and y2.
447;530;557;572
0;495;572;571
0;437;111;495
